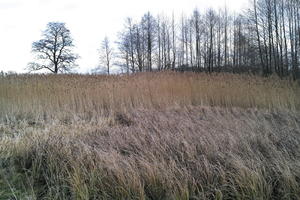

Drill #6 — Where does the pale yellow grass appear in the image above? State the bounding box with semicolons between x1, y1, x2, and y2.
0;72;300;200
0;72;299;122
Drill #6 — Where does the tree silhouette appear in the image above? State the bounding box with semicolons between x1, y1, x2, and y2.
28;22;78;73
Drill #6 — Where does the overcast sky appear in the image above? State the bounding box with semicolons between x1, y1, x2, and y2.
0;0;248;73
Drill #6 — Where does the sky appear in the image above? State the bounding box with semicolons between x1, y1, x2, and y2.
0;0;248;73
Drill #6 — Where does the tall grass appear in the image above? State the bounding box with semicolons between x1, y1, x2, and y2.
0;72;299;121
0;72;300;199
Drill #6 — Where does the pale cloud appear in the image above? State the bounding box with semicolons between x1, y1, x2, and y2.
0;0;248;73
0;0;23;10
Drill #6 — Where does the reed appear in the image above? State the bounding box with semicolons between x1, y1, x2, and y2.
0;72;299;199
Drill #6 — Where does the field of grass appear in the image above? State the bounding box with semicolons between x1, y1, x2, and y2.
0;72;300;199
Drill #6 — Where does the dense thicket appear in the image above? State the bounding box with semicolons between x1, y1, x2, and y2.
116;0;300;79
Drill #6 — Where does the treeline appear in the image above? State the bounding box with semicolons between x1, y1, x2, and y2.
115;0;300;79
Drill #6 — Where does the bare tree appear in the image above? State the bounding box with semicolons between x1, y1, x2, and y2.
115;3;300;79
116;31;130;74
28;22;78;73
171;13;177;69
141;12;156;71
193;9;201;69
99;37;114;75
206;9;217;72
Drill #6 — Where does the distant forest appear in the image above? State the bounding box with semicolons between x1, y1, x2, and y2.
113;0;300;79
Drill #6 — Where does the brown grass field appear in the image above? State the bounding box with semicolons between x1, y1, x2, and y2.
0;72;300;199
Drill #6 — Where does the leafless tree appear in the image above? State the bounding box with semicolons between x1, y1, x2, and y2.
141;12;156;71
99;37;113;75
116;3;300;79
28;22;78;73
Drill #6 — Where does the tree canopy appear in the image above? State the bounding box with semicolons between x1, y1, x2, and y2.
28;22;78;73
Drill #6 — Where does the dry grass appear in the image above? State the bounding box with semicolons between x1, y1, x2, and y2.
0;72;299;121
0;72;300;199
